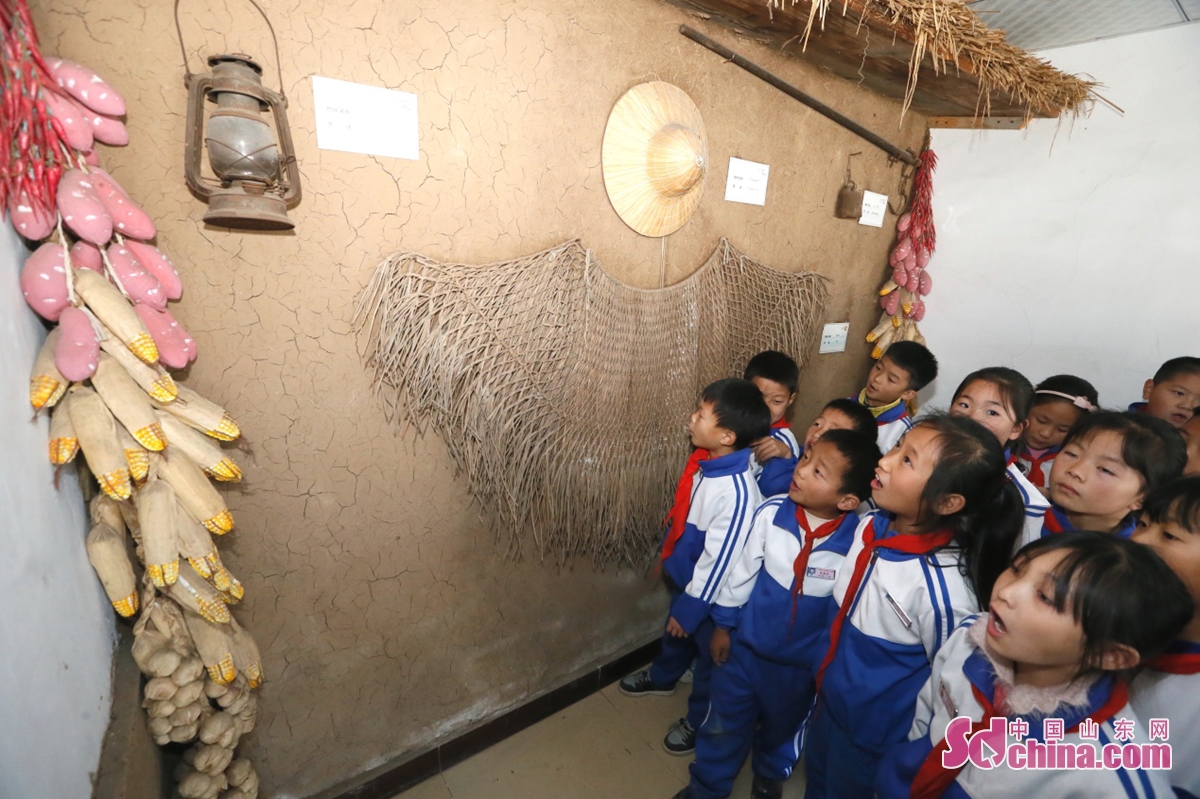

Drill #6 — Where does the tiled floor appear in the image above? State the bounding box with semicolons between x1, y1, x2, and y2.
393;678;807;799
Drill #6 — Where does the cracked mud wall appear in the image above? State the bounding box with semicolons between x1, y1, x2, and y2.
33;0;925;795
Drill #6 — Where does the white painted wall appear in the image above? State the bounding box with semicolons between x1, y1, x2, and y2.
920;23;1200;411
0;223;115;798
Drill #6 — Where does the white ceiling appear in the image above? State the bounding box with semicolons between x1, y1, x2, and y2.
970;0;1198;51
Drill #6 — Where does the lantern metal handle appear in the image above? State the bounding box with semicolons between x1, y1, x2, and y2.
173;0;287;106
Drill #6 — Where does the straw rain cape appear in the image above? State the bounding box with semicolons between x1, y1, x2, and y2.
355;239;829;566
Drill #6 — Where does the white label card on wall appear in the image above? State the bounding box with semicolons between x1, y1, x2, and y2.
724;157;770;206
311;76;419;160
859;191;888;227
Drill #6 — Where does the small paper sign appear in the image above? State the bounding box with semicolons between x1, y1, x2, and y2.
312;76;419;160
724;157;770;206
859;190;888;227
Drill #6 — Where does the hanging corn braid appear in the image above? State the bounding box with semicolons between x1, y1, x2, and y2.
355;239;830;566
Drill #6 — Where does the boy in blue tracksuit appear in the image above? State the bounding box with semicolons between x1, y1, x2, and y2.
853;341;938;453
672;429;881;799
621;378;771;756
743;350;802;497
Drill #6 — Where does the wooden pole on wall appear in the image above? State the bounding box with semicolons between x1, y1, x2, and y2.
679;25;919;166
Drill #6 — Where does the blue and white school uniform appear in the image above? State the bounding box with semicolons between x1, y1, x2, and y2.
1014;444;1060;488
1131;640;1200;799
851;393;912;454
877;616;1172;799
751;424;802;497
686;497;859;799
653;448;763;729
805;513;977;799
1009;462;1051;551
1037;505;1138;542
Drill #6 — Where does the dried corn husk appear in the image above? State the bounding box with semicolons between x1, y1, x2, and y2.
237;696;257;734
230;625;263;688
91;352;166;450
173;678;205;707
168;563;231;625
116;424;149;483
177;516;243;601
89;493;125;533
223;789;250;799
194;743;234;776
184;610;236;682
146;648;182;679
172;655;206;686
48;393;79;464
148;716;173;736
168;721;201;744
73;268;158;364
85;522;138;616
170;702;205;727
204;678;229;699
235;769;258;799
157;384;240;441
31;328;69;410
98;331;177;402
144;676;178;701
158;413;241;481
155;451;233;535
136;479;179;587
68;386;131;500
131;629;170;672
176;770;213;799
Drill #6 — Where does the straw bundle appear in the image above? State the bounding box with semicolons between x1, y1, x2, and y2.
357;239;829;565
781;0;1102;120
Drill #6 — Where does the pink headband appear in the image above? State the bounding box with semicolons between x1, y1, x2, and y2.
1035;389;1097;412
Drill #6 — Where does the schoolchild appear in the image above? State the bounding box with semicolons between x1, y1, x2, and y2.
620;378;770;756
744;351;802;497
673;430;881;799
852;341;939;453
1180;411;1200;476
876;532;1190;799
1132;476;1200;799
799;398;877;455
1037;411;1186;545
1014;374;1099;488
947;366;1049;544
1129;356;1200;428
803;413;1024;799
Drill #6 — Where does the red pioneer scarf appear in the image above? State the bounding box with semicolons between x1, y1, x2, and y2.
661;448;710;562
789;510;846;627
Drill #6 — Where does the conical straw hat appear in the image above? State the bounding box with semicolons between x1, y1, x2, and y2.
602;82;708;238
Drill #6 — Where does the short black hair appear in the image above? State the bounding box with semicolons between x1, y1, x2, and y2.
1153;356;1200;384
1012;532;1192;678
1143;475;1200;535
701;378;771;449
882;341;938;392
952;366;1035;421
821;397;878;441
1062;411;1186;493
743;350;800;395
815;428;881;501
1031;374;1099;412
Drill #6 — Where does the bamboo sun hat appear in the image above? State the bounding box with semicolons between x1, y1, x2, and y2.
601;81;708;238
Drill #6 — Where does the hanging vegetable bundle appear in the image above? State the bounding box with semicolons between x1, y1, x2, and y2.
869;148;937;357
5;1;263;795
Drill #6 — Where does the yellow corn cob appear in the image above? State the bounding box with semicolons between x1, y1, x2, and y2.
173;514;242;602
871;325;899;360
97;332;177;403
154;451;233;535
91;353;167;451
72;268;158;364
168;562;231;625
116;425;150;483
878;279;899;296
183;610;236;683
156;385;240;441
899;289;915;316
67;386;131;500
230;624;263;688
48;393;79;465
31;328;68;410
866;312;892;343
136;479;179;587
157;414;241;482
85;523;139;617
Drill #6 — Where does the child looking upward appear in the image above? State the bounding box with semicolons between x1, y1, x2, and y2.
1130;356;1200;428
1040;411;1186;543
877;532;1190;799
1132;476;1200;799
674;430;881;799
743;350;802;497
800;398;877;455
620;378;770;757
854;341;939;453
1016;375;1099;487
947;367;1049;545
804;414;1024;799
